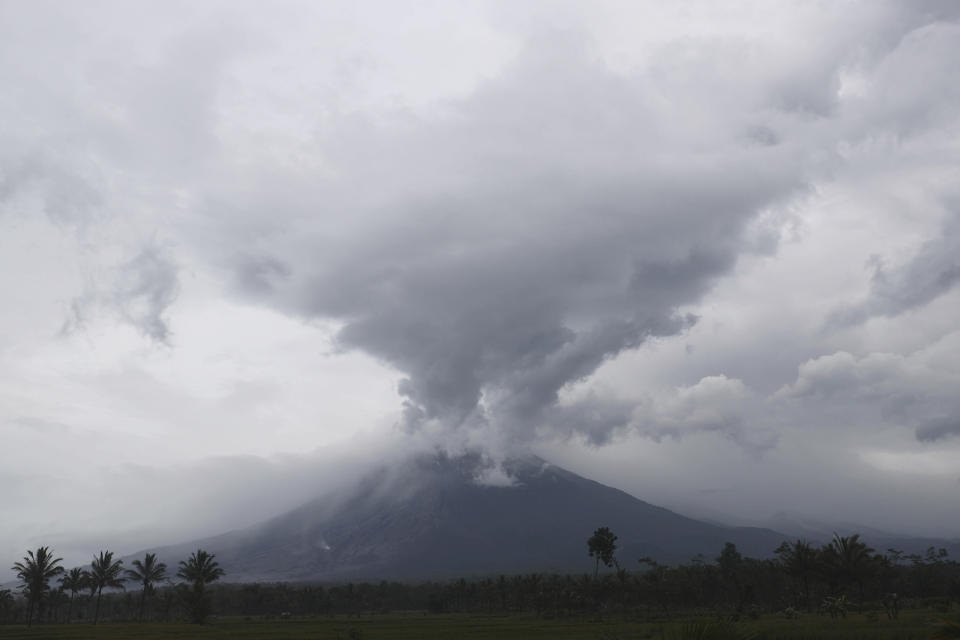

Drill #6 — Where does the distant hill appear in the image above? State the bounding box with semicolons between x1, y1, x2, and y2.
136;452;791;582
762;511;960;560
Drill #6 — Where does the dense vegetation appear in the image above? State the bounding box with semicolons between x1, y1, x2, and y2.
3;531;959;638
5;547;225;626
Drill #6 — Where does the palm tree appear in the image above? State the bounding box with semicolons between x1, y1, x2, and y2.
89;550;124;624
176;549;225;624
124;552;167;621
823;533;875;611
176;549;225;588
11;546;64;627
59;567;85;624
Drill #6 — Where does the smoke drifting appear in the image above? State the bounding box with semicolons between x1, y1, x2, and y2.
215;9;960;452
223;39;817;449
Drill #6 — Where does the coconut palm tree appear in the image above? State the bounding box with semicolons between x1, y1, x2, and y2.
11;546;64;627
823;533;875;611
124;552;167;621
88;550;124;624
176;549;224;588
176;549;225;624
59;568;85;624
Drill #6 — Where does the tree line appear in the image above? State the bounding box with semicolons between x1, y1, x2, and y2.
4;547;224;626
576;528;960;621
3;531;958;625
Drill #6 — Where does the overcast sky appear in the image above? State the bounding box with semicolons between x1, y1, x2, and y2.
3;0;960;577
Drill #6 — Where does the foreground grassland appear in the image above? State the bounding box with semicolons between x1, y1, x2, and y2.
0;611;955;640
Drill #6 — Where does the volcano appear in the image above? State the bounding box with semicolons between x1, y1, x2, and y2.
141;453;788;582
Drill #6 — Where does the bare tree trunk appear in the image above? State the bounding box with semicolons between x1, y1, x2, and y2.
94;588;103;625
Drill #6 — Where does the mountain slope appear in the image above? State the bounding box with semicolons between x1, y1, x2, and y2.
140;453;788;582
763;511;960;560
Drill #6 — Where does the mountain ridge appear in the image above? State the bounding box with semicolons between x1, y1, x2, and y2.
130;452;792;582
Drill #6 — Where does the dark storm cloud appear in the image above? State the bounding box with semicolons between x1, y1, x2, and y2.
543;396;635;447
829;206;960;327
778;349;960;448
213;7;960;450
224;36;816;447
5;1;956;454
232;254;291;296
4;1;953;452
818;19;960;332
916;415;960;442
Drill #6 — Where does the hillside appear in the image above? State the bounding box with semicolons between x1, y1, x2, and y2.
137;452;790;582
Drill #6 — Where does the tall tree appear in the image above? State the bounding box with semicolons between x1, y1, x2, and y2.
717;542;747;611
176;549;225;588
59;567;85;624
46;587;68;623
124;552;167;621
587;527;618;577
775;539;818;610
11;546;64;627
176;549;225;624
0;589;14;624
82;569;97;614
89;550;124;624
823;533;875;611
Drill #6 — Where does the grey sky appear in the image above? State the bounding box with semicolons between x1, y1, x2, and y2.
2;1;960;577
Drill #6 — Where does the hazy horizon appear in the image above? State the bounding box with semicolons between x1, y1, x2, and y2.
3;0;960;581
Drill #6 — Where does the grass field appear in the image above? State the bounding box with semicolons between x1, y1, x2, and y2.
0;610;953;639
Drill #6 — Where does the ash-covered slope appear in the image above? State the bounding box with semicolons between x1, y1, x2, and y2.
142;453;788;582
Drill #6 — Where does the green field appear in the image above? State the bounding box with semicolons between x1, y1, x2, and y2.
0;611;954;640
